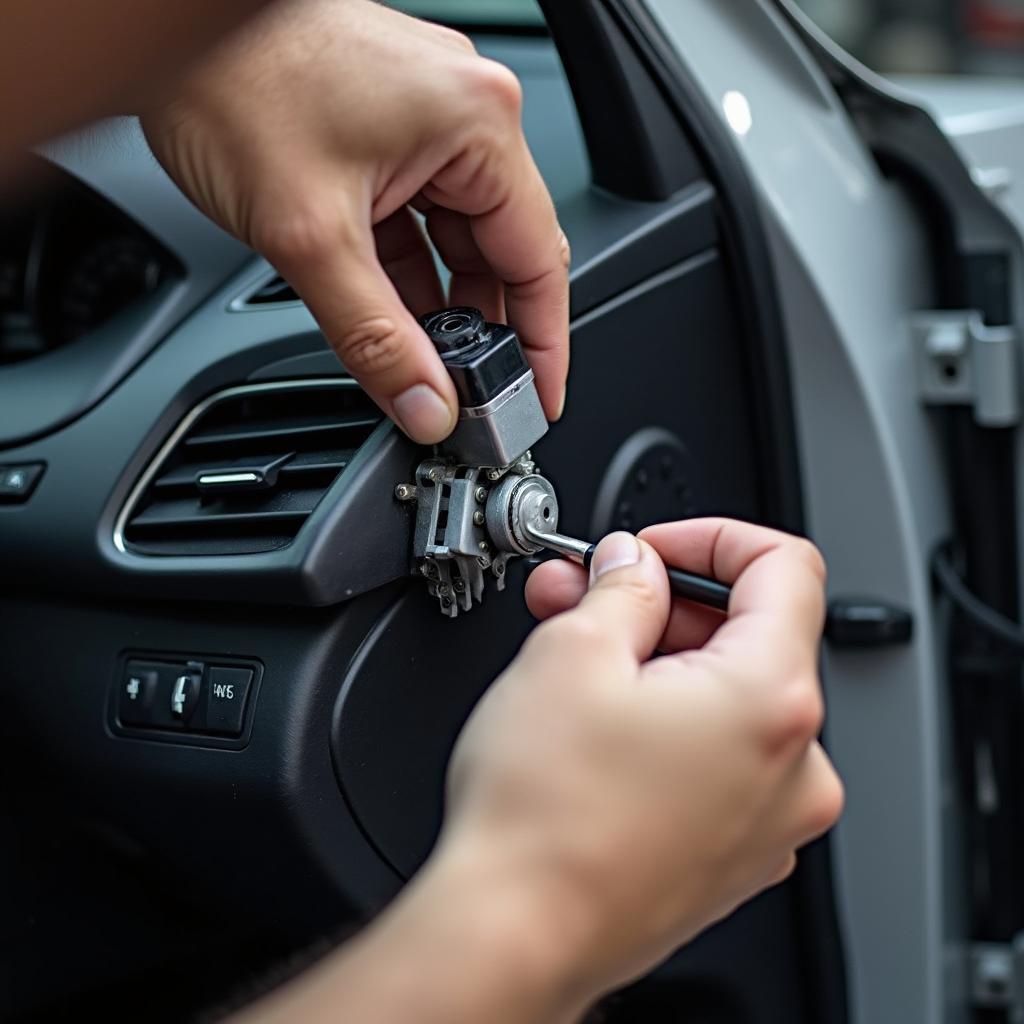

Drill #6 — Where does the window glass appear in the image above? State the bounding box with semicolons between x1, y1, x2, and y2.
792;0;1024;75
391;0;543;26
392;1;1024;75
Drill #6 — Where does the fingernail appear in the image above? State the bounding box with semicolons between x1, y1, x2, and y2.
590;532;640;582
554;388;567;421
392;384;455;444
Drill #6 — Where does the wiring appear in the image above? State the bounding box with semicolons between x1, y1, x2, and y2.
932;542;1024;652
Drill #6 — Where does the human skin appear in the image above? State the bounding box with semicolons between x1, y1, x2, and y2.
141;0;570;443
237;522;843;1023
0;3;841;1019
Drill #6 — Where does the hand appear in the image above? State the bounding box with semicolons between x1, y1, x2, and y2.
141;0;570;443
439;520;844;1000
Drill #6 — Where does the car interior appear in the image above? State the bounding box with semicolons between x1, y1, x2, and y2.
7;0;1024;1022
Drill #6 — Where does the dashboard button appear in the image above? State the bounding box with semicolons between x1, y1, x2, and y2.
170;662;203;723
0;462;44;502
204;666;254;736
119;664;158;726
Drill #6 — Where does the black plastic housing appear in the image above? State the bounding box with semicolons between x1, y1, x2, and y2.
421;307;531;408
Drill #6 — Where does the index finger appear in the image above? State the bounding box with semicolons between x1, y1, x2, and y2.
467;143;570;419
639;519;827;670
425;125;570;419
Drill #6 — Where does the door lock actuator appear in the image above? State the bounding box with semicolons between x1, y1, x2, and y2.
395;306;556;616
396;307;741;620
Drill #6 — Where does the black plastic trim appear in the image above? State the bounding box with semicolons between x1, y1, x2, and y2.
108;650;263;750
560;3;847;1019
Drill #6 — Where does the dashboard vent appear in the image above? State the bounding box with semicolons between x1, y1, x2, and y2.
236;272;301;308
117;380;382;556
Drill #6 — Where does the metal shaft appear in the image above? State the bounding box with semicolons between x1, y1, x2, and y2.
520;523;593;565
521;520;732;613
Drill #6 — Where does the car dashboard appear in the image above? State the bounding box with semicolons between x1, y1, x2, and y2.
0;25;851;1024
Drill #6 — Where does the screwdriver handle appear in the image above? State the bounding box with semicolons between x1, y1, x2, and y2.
580;545;732;613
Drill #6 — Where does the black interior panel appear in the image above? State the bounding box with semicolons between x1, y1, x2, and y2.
0;16;847;1024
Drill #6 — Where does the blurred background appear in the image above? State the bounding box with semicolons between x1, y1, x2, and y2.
396;0;1024;76
799;0;1024;74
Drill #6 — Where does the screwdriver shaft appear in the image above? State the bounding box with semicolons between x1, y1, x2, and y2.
525;527;732;613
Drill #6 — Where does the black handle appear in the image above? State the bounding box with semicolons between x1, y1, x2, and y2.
581;544;732;612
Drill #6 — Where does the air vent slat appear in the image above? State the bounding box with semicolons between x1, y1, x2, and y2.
130;487;322;530
119;380;382;557
185;415;379;448
153;449;353;490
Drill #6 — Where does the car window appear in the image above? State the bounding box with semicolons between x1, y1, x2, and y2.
795;0;1024;75
391;0;543;26
394;0;1024;76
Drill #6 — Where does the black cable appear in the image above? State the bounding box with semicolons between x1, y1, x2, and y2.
932;542;1024;652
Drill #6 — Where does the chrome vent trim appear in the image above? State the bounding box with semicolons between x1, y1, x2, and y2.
112;378;372;556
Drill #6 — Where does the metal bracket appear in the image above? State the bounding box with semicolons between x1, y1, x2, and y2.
970;938;1024;1018
912;311;1018;427
397;452;537;618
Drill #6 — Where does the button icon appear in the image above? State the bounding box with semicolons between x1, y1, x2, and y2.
118;665;158;726
169;666;202;721
204;666;254;736
0;462;44;502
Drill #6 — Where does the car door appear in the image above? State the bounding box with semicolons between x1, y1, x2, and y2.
0;3;884;1021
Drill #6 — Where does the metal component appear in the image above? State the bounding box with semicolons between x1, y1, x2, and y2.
198;471;260;487
394;483;416;502
475;486;488;503
969;938;1024;1016
408;452;543;617
485;473;559;556
486;469;502;482
112;378;363;554
439;369;548;468
520;525;592;566
912;311;1018;427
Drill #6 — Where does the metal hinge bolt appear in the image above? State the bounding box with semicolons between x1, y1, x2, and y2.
912;310;1018;426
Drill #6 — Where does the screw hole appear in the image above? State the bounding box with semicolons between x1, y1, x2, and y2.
542;505;551;520
941;361;959;381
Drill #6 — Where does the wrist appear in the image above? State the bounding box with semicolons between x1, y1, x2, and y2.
412;828;608;1020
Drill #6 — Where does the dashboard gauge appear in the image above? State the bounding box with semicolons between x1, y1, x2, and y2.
53;233;164;343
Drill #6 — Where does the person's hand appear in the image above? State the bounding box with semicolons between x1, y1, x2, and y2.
437;519;844;1001
141;0;569;444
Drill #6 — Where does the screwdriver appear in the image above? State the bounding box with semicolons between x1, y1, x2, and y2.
521;523;732;612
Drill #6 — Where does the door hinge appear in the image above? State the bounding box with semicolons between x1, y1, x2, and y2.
912;311;1018;427
971;939;1024;1016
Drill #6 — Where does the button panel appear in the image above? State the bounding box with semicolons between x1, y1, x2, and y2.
205;666;255;736
111;654;261;746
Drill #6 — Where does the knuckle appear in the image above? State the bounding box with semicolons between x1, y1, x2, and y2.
772;853;799;886
557;229;572;270
771;681;824;747
467;58;524;120
805;768;845;837
334;317;407;378
614;575;664;617
253;209;335;267
790;537;827;584
437;26;477;52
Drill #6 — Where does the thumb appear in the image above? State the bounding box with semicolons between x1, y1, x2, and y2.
272;221;459;444
569;533;671;663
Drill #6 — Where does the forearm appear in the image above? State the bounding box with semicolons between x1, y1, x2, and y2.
0;0;275;164
235;840;598;1024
